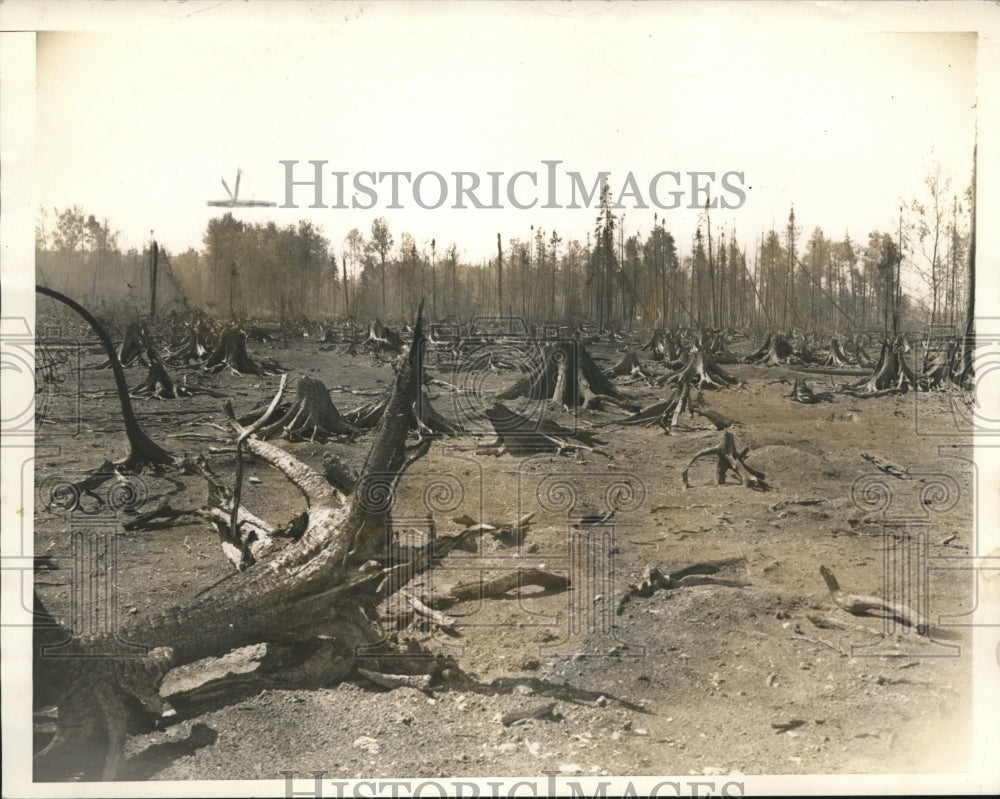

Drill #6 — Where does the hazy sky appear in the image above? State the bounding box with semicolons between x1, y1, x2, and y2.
33;4;978;268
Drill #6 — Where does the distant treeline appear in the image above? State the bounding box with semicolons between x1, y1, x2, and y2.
36;167;971;334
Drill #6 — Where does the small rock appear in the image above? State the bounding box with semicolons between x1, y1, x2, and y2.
702;766;724;776
248;476;262;484
514;683;534;696
352;736;380;754
559;764;582;774
596;695;609;707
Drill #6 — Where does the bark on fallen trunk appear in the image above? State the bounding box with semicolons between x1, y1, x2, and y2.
35;305;429;780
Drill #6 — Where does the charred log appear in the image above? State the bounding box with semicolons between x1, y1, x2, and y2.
35;304;430;780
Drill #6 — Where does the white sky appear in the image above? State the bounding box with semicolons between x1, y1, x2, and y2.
30;3;978;267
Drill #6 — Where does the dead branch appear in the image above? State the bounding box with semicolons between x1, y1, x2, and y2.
819;565;931;635
617;558;749;614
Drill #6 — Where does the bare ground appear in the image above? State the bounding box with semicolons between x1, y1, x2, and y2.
32;329;977;782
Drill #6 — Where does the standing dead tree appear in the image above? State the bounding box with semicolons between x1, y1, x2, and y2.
34;305;440;781
35;286;174;474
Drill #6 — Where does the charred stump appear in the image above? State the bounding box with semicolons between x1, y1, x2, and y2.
789;377;833;404
478;402;606;456
247;376;360;443
745;333;795;366
681;431;768;490
166;322;210;365
823;338;854;368
97;320;147;369
131;347;190;399
604;350;649;379
496;341;637;412
847;339;918;397
658;346;738;390
204;329;280;376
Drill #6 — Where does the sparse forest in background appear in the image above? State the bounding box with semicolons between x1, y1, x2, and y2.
36;163;972;337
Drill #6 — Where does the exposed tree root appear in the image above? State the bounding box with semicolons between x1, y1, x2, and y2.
657;347;738;391
496;341;637;412
681;431;768;490
343;398;388;429
823;338;854;368
604;351;649;379
819;565;931;635
478;402;607;456
249;376;360;443
846;339;918;397
97;320;147;368
617;558;749;614
606;382;735;434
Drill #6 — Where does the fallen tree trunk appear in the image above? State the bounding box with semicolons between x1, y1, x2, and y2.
35;305;432;781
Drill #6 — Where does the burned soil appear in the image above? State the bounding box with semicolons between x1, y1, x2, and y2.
32;325;976;781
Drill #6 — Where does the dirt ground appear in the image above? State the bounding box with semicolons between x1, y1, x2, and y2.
31;321;978;784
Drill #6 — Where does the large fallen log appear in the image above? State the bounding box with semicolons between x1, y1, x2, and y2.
34;305;437;780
